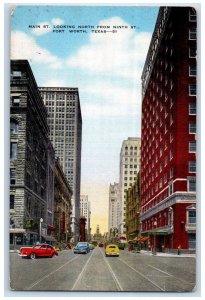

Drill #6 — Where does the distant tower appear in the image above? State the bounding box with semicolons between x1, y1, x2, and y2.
108;183;119;235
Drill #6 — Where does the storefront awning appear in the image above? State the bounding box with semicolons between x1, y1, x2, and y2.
148;231;168;236
10;228;26;233
47;226;56;231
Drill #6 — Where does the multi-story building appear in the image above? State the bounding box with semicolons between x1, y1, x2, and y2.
140;7;197;252
119;137;141;235
80;195;91;241
53;158;73;243
108;183;120;237
39;87;82;242
10;60;55;247
126;172;141;241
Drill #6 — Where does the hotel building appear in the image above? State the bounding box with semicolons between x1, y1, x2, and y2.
140;7;197;251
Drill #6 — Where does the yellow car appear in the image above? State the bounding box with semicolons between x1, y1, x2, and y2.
105;244;120;257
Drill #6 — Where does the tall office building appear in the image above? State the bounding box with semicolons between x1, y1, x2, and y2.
119;137;141;235
39;87;82;242
80;195;91;241
108;183;120;236
140;7;196;251
10;60;55;246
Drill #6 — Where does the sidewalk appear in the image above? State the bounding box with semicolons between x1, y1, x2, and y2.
139;249;196;258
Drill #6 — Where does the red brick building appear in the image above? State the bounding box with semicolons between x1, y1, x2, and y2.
140;7;196;252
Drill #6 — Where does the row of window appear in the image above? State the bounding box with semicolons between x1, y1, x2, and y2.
142;177;196;213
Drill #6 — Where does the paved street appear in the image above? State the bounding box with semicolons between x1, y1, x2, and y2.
10;247;196;292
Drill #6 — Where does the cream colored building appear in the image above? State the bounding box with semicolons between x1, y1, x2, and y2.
119;137;141;235
80;195;91;241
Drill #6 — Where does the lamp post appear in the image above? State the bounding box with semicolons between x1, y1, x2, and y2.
153;220;157;255
39;218;43;243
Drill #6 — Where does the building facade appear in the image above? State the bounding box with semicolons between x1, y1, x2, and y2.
39;87;82;242
108;182;120;237
53;158;73;243
10;60;55;246
80;195;91;241
126;173;141;241
140;7;197;252
119;137;141;235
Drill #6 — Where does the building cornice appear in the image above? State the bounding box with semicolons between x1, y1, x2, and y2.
141;7;170;98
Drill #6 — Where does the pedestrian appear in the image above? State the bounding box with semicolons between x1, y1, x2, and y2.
177;244;181;255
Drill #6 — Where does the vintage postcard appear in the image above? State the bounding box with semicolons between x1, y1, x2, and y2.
9;4;197;293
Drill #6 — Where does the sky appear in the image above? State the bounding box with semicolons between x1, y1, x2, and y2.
10;5;159;234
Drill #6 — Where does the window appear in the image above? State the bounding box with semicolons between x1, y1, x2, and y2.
188;177;196;192
12;71;22;78
189;65;196;77
10;142;17;160
189;122;196;134
12;96;20;106
189;11;197;22
189;103;196;115
188;210;196;224
170;167;173;178
189;84;196;96
188;233;196;249
189;161;196;172
10;195;15;209
189;28;197;40
189;47;196;58
10;169;16;185
10;120;19;134
189;141;196;152
170;149;173;160
169;181;173;195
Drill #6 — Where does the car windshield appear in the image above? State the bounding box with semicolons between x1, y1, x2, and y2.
77;243;87;247
108;246;117;249
34;245;42;249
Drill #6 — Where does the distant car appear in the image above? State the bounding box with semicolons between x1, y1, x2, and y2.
89;243;95;250
98;242;104;248
19;243;59;259
73;242;90;254
105;244;120;257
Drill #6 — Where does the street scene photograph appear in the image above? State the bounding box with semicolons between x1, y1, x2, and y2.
8;3;197;294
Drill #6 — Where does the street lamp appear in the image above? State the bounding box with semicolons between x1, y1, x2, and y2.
153;220;157;255
39;218;43;243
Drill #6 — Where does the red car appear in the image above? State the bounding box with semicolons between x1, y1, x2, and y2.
19;243;59;259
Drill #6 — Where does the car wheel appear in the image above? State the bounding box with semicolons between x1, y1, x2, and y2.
50;253;54;258
30;253;36;259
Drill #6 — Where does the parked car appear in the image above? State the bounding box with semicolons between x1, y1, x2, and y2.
19;243;59;259
105;244;120;257
73;242;90;254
